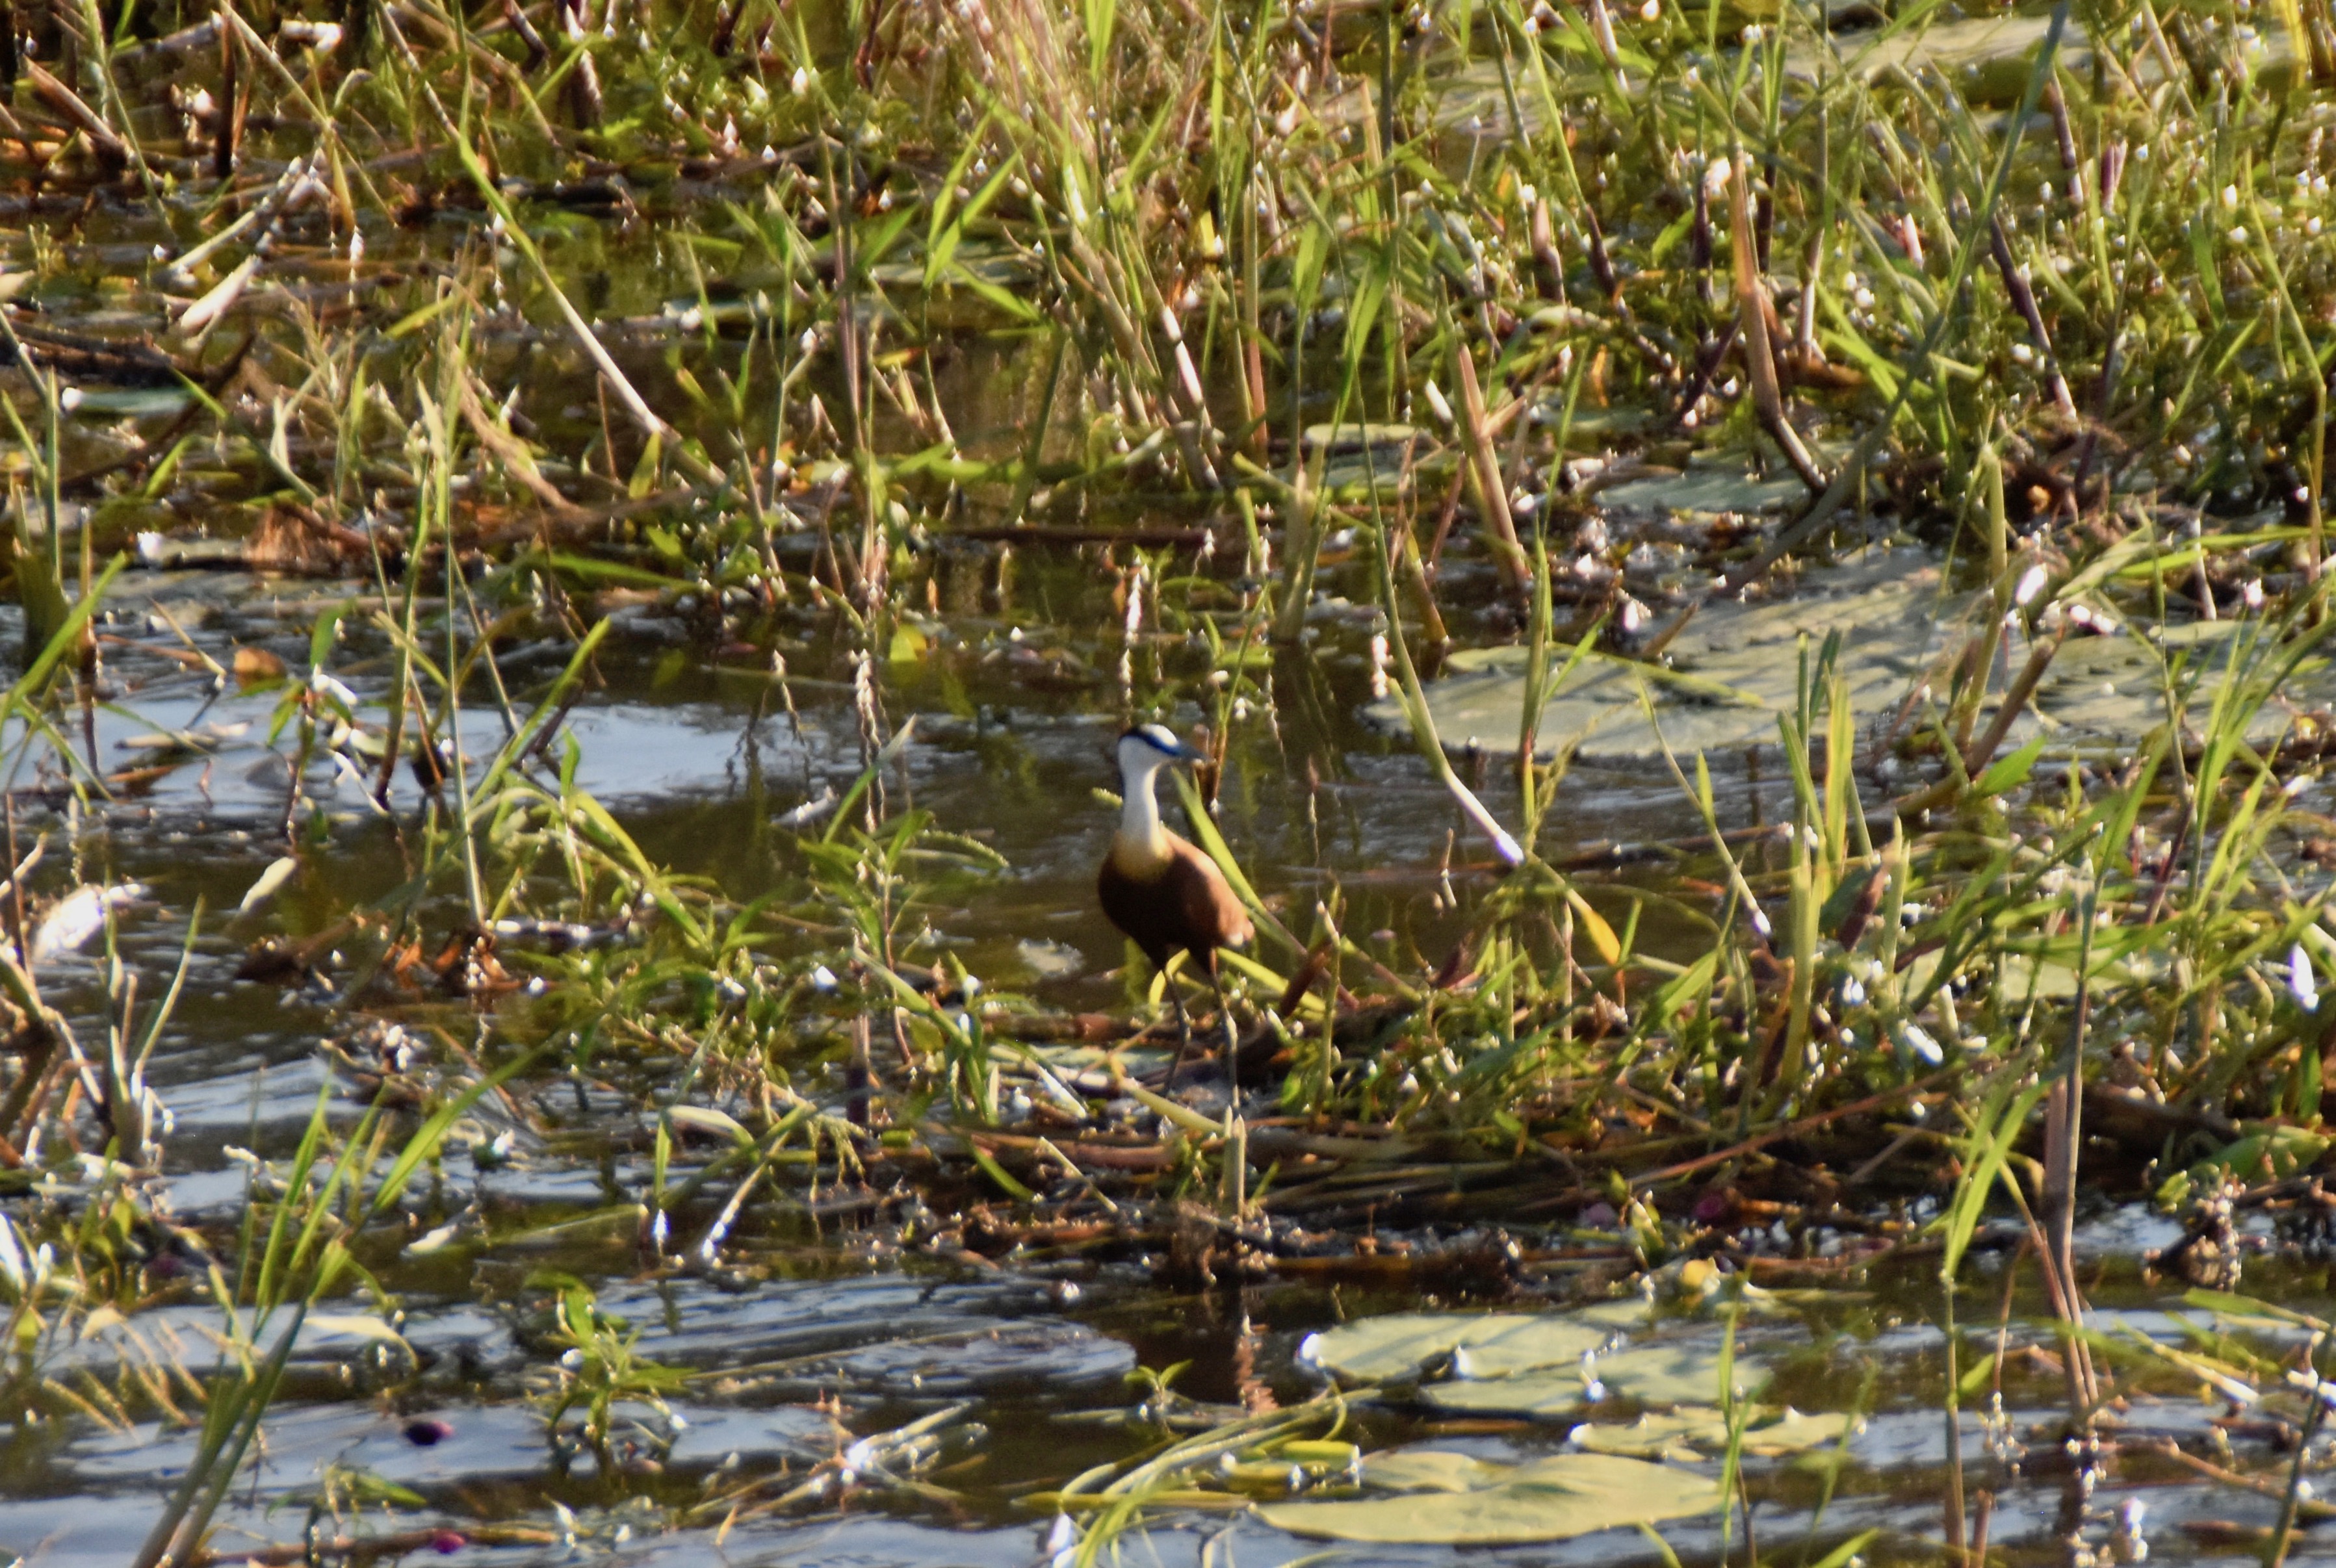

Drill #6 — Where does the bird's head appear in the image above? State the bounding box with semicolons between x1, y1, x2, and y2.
1117;723;1204;777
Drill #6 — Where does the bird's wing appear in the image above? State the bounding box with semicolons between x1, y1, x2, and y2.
1167;834;1253;955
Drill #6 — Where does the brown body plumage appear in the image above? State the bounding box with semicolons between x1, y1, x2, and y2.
1097;830;1251;977
1099;726;1252;1079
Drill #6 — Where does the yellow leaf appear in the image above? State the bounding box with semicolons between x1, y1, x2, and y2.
888;623;929;664
1566;888;1621;966
668;1105;753;1147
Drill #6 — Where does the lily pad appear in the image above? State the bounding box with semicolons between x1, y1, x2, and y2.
1311;426;1457;497
1737;1406;1860;1456
1360;1448;1514;1493
1569;1408;1727;1461
1365;550;2336;765
1598;467;1810;517
1256;1450;1719;1545
1357;14;2304;153
1302;422;1425;454
1297;1304;1646;1385
1573;1406;1856;1461
1806;11;2308;105
1426;1339;1766;1416
1804;12;2080;102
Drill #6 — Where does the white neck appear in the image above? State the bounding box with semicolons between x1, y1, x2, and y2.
1117;754;1169;853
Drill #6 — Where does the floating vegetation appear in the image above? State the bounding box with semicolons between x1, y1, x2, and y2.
1373;543;2336;762
0;0;2327;1555
1257;1448;1724;1545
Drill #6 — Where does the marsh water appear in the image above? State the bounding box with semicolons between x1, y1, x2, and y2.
0;0;2331;1560
0;556;2261;1568
0;522;2313;1567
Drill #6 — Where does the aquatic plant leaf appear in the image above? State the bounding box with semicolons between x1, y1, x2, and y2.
1366;552;2336;765
2183;1290;2331;1334
667;1105;753;1148
1365;554;1952;762
1256;1450;1719;1543
1568;888;1622;964
1975;735;2050;795
1597;469;1808;517
970;1144;1035;1200
1733;1407;1857;1456
237;856;298;914
1804;12;2075;103
305;1313;409;1348
1419;1366;1594;1415
888;623;931;664
1570;1407;1867;1462
1584;1342;1762;1406
1568;1409;1726;1460
2192;1125;2330;1184
1356;1448;1507;1492
1299;1304;1646;1384
1424;1341;1767;1415
1301;422;1427;453
67;387;194;418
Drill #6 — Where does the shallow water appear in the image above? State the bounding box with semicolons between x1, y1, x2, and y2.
0;363;2284;1558
0;13;2315;1561
12;1246;2329;1567
0;541;2301;1567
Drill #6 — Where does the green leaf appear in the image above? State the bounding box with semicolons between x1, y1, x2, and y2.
1817;863;1884;940
525;549;690;589
666;1105;754;1148
1975;734;2050;796
628;431;663;498
1360;1450;1509;1492
926;151;1019;290
1942;1078;2047;1276
361;1049;546;1226
1653;949;1720;1030
2192;1125;2330;1184
1300;1306;1646;1385
1570;1406;1852;1460
1425;1341;1769;1415
947;264;1043;324
970;1144;1033;1200
2182;1289;2331;1333
1648;207;1696;266
1568;1410;1722;1461
1256;1451;1719;1544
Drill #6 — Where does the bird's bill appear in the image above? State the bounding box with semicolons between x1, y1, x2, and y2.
1162;739;1207;763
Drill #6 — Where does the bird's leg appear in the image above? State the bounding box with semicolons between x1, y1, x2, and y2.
1162;974;1195;1092
1207;968;1239;1102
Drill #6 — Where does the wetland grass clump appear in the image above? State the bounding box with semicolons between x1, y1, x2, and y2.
0;0;2331;1555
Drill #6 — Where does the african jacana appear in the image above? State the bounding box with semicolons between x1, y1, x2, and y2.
1098;725;1252;1086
